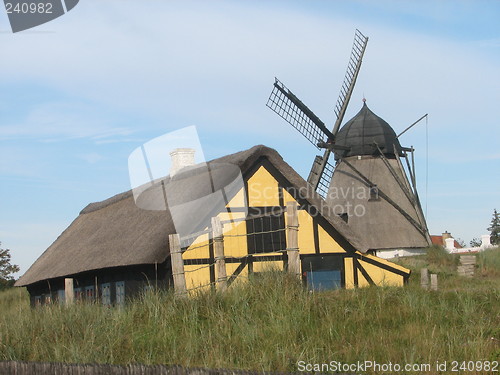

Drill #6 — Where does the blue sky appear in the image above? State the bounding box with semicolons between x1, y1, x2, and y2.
1;0;499;275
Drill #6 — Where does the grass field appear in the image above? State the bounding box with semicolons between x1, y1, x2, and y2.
1;247;499;374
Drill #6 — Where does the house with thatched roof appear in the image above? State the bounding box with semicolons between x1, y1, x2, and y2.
16;145;410;306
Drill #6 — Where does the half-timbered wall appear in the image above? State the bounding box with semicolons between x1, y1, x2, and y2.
181;158;409;292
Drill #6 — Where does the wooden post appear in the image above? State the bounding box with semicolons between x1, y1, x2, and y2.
420;268;429;289
212;217;227;292
430;274;438;291
169;233;187;296
286;201;300;278
64;278;74;305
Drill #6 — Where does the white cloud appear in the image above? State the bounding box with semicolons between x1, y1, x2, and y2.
78;152;103;164
0;100;134;141
0;145;49;178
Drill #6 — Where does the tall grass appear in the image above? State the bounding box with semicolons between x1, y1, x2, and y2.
478;247;500;277
1;252;499;373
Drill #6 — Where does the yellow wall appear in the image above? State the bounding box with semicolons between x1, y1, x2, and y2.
357;267;370;288
344;258;355;289
358;258;404;287
318;225;344;253
181;164;409;291
297;211;315;254
361;254;409;274
183;233;210;260
247;166;280;206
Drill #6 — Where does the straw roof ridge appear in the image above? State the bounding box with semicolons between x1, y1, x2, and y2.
80;190;133;215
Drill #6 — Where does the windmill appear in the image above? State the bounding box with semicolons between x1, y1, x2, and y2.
266;29;431;254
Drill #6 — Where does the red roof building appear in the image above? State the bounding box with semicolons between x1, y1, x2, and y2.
430;232;462;249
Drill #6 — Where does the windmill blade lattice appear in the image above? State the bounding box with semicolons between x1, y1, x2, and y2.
266;29;369;200
315;156;335;199
332;29;368;136
267;78;333;149
308;29;368;197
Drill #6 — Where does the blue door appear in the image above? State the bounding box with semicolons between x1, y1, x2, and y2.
305;270;342;291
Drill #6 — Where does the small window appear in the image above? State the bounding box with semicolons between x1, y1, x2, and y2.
74;287;83;301
44;294;52;304
85;286;95;301
339;213;348;223
369;185;380;201
305;270;342;291
302;254;343;291
246;215;286;254
34;296;42;306
57;290;65;305
115;281;125;306
101;283;111;306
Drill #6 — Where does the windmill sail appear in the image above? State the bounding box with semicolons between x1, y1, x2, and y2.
267;78;334;149
309;30;369;195
312;156;336;198
332;29;369;136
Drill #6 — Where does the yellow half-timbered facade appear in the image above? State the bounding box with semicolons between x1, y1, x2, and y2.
181;146;410;292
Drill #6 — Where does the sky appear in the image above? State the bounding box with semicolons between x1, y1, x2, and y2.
0;0;499;276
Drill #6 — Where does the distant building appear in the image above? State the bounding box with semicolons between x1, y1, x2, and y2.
430;232;463;249
432;232;493;254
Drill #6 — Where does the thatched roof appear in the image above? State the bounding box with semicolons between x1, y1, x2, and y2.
16;145;365;287
328;156;430;250
334;103;403;160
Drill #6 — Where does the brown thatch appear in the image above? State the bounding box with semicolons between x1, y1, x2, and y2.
16;145;366;287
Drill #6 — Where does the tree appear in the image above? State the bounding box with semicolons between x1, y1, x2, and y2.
0;242;20;289
488;209;500;246
455;238;466;248
470;238;481;247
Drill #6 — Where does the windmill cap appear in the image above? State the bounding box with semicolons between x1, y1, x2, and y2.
334;103;403;160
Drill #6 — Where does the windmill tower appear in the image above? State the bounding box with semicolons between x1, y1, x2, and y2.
266;29;431;255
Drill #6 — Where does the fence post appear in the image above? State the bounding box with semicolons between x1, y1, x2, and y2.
170;233;187;297
286;201;300;278
64;278;74;305
420;268;429;289
212;217;227;292
430;274;438;291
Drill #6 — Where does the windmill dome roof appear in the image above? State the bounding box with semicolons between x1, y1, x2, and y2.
334;103;403;160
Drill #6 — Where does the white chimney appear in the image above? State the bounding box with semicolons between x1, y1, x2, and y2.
481;234;491;249
445;237;455;252
170;148;195;176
